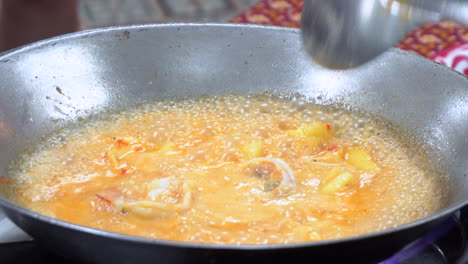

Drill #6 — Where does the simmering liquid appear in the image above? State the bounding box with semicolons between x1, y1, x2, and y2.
7;94;446;244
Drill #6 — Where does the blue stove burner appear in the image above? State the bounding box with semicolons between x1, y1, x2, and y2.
381;206;467;264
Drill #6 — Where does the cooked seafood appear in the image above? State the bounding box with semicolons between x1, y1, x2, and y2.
97;177;193;219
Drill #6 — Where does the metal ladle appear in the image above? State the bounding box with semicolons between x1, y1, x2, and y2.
301;0;468;69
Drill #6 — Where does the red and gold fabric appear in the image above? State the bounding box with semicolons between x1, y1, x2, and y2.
231;0;468;75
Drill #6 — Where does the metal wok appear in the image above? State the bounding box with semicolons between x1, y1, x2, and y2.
0;24;467;264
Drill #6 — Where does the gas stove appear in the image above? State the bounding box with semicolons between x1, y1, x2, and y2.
0;208;467;264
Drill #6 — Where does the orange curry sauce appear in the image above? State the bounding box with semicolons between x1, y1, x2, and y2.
9;94;445;244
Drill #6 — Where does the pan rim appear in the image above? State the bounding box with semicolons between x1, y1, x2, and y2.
0;22;467;250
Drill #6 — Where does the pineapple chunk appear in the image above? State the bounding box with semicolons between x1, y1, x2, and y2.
287;129;303;138
287;122;334;155
321;171;355;194
242;140;263;159
300;122;333;139
287;122;333;140
345;147;378;171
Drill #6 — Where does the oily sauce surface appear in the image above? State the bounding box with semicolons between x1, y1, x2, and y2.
8;94;445;244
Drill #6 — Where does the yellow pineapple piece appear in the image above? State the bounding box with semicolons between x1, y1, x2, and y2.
287;129;303;138
300;122;333;139
242;140;263;159
320;171;355;194
287;122;333;140
345;147;378;171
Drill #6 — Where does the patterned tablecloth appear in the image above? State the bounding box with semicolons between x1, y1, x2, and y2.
231;0;468;75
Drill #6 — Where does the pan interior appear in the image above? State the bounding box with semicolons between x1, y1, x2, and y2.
0;24;467;240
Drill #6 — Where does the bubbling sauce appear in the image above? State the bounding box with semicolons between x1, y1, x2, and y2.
7;94;446;244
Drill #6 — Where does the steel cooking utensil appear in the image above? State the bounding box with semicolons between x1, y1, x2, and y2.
0;24;467;264
301;0;468;69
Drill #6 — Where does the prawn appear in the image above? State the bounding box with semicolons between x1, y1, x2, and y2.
244;158;296;196
97;177;193;218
